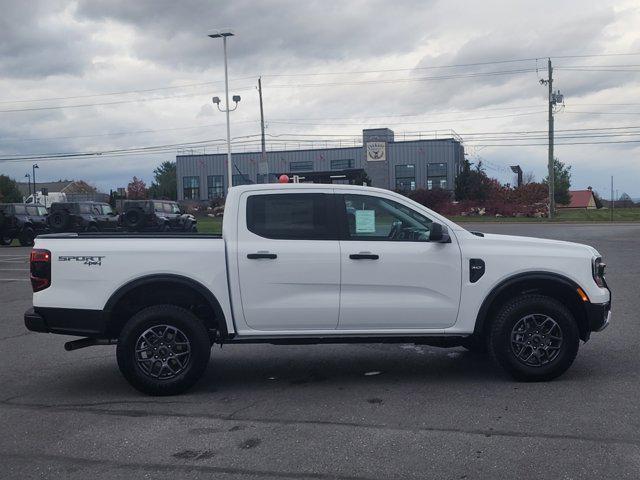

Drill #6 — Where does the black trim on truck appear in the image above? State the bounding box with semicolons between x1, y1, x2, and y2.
37;233;222;239
474;271;611;342
25;307;106;336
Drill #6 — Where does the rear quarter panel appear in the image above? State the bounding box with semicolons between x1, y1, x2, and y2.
33;237;234;333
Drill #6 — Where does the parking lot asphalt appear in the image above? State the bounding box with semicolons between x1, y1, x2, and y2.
0;223;639;479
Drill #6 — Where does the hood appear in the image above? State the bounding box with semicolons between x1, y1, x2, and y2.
478;232;599;257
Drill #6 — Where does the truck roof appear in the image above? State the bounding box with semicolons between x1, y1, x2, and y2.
229;183;391;194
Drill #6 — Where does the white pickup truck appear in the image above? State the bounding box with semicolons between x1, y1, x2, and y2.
25;184;611;395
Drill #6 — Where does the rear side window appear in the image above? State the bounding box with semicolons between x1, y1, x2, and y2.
26;206;39;216
79;204;92;214
246;193;335;240
14;205;27;214
153;202;164;213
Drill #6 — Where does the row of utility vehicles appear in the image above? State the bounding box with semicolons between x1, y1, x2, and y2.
24;184;610;395
0;200;197;245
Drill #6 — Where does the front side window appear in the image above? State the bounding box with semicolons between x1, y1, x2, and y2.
246;193;334;240
182;176;200;200
207;175;224;198
26;206;39;216
153;202;164;213
101;205;113;215
37;206;48;216
395;164;416;191
343;194;432;241
289;161;313;172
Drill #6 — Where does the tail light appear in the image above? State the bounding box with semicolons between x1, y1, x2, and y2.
30;249;51;292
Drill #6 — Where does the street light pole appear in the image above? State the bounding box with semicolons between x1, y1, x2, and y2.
208;30;237;195
25;173;31;197
32;164;39;198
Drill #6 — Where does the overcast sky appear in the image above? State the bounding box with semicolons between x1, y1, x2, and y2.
1;0;639;198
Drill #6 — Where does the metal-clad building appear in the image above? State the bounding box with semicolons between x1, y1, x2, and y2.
176;128;464;201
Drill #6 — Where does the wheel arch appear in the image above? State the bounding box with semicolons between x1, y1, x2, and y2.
104;274;228;340
474;272;591;341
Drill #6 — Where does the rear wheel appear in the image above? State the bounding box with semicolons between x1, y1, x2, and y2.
0;234;12;246
48;210;70;232
116;305;211;396
19;227;35;246
488;294;579;382
87;224;99;233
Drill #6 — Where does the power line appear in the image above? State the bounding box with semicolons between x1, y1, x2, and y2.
0;86;256;113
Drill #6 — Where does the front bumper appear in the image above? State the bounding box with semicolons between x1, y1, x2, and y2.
24;307;107;337
585;301;611;333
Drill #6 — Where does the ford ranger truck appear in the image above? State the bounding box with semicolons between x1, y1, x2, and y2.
24;184;611;395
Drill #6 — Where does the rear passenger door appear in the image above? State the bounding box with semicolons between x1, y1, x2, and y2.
236;191;341;331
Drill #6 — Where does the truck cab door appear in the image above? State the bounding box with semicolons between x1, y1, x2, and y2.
236;191;341;331
336;193;461;331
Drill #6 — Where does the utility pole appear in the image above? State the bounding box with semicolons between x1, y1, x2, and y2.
540;58;563;219
610;176;614;222
258;77;268;181
547;58;554;218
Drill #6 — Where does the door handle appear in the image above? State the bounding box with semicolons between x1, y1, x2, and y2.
247;253;277;259
349;253;379;260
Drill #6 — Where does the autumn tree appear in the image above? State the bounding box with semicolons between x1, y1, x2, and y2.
544;158;572;205
127;176;147;199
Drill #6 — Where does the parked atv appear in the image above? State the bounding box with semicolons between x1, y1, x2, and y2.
120;200;197;232
0;203;49;246
47;202;120;233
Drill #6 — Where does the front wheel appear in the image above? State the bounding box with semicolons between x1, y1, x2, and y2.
116;305;211;395
488;294;579;382
0;234;13;246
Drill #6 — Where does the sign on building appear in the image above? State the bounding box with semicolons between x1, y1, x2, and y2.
366;142;386;162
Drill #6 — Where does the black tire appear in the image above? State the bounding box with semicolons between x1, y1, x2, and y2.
160;223;170;232
48;210;71;232
0;234;12;246
19;227;35;247
123;208;146;230
116;305;211;396
87;224;99;233
488;294;579;382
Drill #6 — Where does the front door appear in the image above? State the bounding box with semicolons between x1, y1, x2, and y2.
237;191;341;331
337;193;461;330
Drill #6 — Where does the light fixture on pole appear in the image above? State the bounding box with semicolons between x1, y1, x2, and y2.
208;30;240;195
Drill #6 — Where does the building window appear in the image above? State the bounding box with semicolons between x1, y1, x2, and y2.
330;159;354;170
257;173;278;184
183;176;200;200
233;173;252;186
207;175;224;199
289;161;313;172
427;163;447;189
395;164;416;191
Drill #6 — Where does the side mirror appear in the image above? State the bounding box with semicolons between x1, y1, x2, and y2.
429;222;451;243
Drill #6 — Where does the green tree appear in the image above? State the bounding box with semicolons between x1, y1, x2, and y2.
454;159;494;201
544;158;572;205
0;175;23;203
148;161;177;200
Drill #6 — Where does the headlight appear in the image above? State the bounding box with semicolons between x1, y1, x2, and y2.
592;257;607;288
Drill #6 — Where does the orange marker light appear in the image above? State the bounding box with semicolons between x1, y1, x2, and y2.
576;287;589;302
